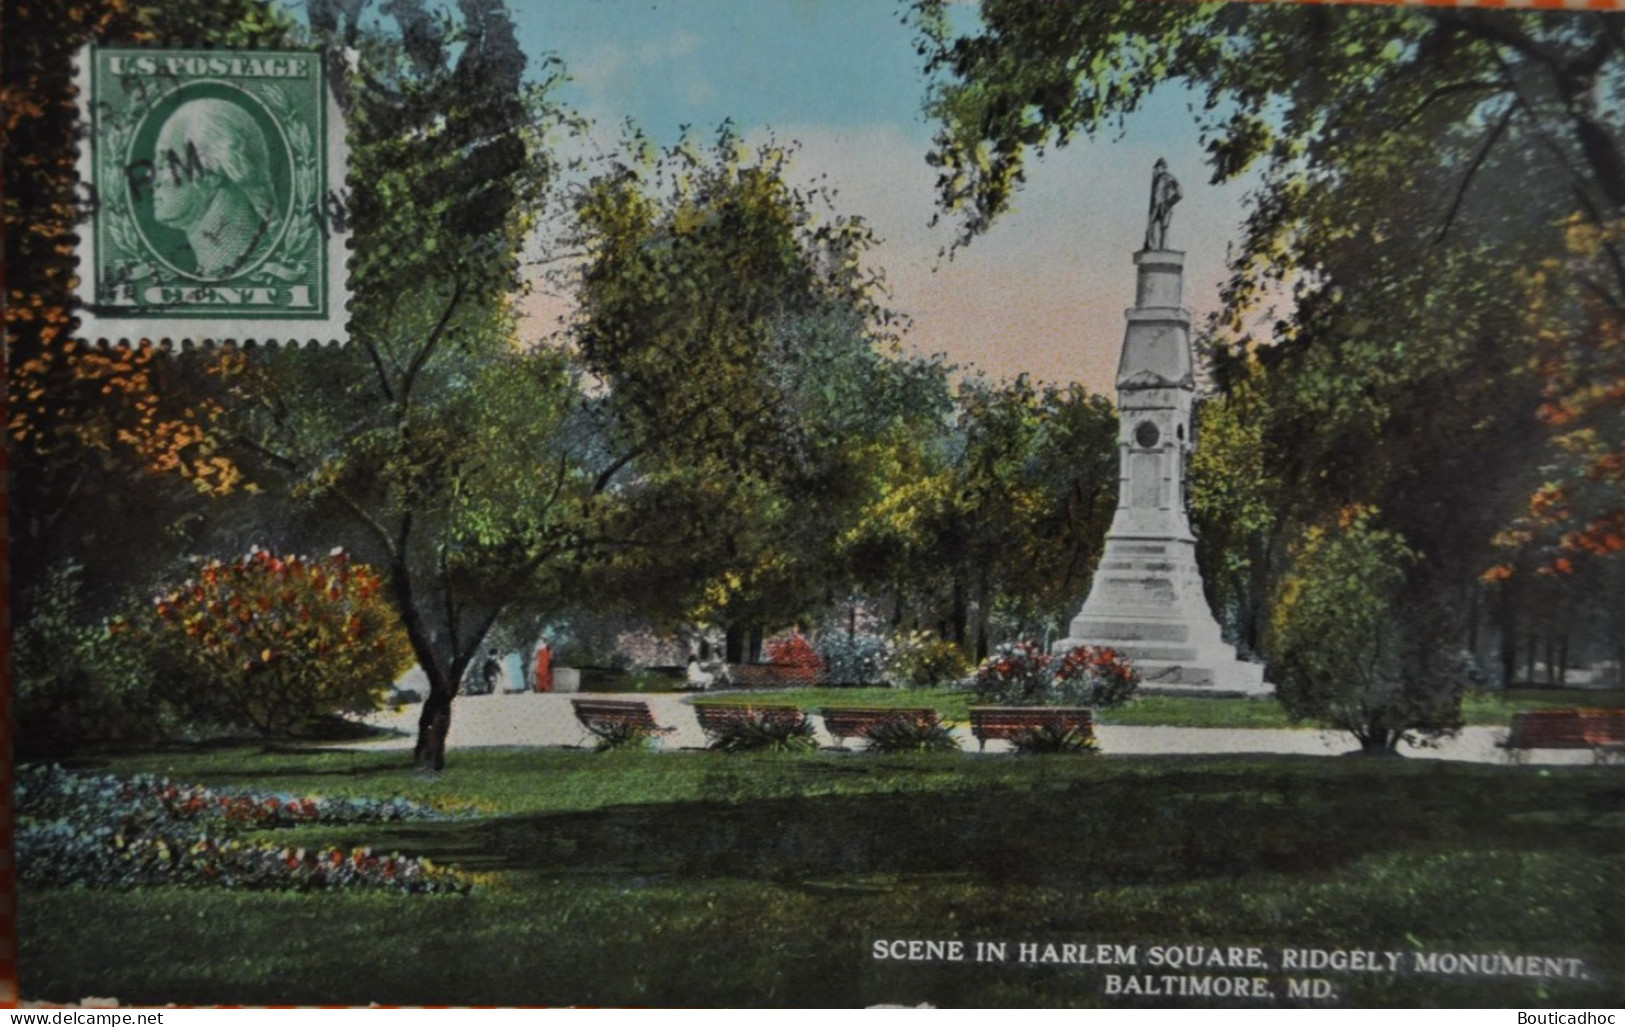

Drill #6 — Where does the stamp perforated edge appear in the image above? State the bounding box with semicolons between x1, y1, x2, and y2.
71;44;352;348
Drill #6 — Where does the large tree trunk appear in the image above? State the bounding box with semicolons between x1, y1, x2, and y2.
415;688;454;772
951;576;968;648
411;650;469;772
1498;586;1518;689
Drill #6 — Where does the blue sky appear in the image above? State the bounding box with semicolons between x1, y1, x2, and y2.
506;0;1253;394
514;1;933;144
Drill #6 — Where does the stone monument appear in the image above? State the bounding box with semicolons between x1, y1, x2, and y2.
1052;161;1270;696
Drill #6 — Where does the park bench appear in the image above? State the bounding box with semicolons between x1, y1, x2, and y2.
819;706;941;748
692;702;810;740
569;699;675;744
969;706;1094;752
1502;708;1625;764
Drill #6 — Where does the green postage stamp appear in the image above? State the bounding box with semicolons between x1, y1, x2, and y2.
73;47;350;345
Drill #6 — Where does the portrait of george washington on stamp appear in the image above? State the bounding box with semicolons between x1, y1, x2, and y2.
74;48;350;345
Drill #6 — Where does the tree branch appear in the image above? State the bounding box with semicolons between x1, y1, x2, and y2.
401;278;468;415
1395;80;1504;131
229;433;302;474
1495;51;1614;216
359;335;397;404
1436;100;1515;245
329;485;402;562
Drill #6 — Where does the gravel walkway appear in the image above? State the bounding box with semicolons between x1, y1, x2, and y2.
346;692;1594;764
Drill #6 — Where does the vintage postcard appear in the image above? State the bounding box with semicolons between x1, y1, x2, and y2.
9;0;1625;1010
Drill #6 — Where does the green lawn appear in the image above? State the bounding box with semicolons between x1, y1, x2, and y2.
21;747;1625;1007
691;685;1300;727
689;687;1625;729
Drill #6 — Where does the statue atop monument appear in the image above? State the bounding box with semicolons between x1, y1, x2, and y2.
1144;158;1182;251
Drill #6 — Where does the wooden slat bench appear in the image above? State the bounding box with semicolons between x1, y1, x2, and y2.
819;706;941;748
692;702;810;741
570;699;675;744
1503;708;1625;764
969;706;1094;752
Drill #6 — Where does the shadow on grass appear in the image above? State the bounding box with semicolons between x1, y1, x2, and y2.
342;756;1625;890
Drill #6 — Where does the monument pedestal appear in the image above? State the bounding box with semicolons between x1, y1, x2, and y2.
1058;536;1267;695
1053;248;1270;697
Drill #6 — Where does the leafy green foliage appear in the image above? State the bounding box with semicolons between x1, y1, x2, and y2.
1268;507;1469;752
14;564;163;758
590;721;657;754
706;709;819;754
885;630;972;689
861;716;961;754
569;127;947;643
1190;376;1282;654
1010;724;1099;756
145;549;413;739
839;377;1118;653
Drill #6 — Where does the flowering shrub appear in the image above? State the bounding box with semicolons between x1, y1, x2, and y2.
974;642;1138;708
885;631;971;689
16;766;469;893
818;631;891;686
1052;645;1140;708
765;630;823;670
146;548;414;738
973;641;1054;703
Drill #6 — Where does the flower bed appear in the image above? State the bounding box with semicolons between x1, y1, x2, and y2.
17;766;470;894
974;641;1138;707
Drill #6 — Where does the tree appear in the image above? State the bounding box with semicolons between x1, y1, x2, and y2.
1267;507;1469;753
1189;370;1282;656
147;549;413;739
224;0;590;770
838;375;1117;656
567;129;932;654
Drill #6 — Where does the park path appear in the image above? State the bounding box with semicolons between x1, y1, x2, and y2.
345;691;1593;765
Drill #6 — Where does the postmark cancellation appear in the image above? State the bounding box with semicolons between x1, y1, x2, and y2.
73;47;351;346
